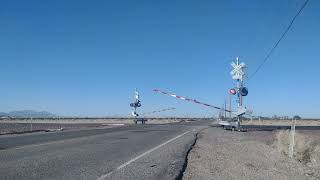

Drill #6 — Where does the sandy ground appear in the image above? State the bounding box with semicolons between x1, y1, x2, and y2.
242;119;320;126
0;118;181;135
183;127;320;180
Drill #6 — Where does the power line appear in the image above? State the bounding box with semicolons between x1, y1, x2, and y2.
248;0;310;81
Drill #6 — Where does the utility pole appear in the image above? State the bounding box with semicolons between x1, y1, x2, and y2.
289;118;296;158
224;99;227;118
58;116;61;129
30;117;33;132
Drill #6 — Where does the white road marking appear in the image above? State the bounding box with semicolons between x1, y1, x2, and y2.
107;124;125;126
97;130;191;180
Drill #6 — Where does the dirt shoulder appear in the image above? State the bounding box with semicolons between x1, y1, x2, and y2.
242;119;320;126
183;127;320;180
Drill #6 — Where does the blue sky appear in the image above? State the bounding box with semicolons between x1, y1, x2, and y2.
0;0;319;118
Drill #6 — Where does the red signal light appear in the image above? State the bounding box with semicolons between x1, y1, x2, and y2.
229;88;236;95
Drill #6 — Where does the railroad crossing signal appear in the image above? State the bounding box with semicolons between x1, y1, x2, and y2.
230;57;248;130
130;89;141;117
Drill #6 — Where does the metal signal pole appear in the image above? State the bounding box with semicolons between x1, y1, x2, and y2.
130;88;142;124
229;93;232;118
237;79;243;127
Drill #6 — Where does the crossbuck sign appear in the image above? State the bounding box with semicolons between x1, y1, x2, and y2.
230;57;245;81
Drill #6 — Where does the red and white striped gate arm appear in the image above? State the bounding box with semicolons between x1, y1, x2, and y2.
141;107;176;115
153;89;231;112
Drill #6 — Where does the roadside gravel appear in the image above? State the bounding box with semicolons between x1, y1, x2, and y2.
183;127;317;180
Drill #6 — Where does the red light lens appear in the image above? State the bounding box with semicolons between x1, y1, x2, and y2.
229;89;236;95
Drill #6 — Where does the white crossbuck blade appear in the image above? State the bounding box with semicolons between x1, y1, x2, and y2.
230;61;245;80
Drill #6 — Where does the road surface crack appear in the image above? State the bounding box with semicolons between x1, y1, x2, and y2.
175;132;199;180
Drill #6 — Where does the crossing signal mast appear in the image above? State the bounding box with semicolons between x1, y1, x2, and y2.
230;57;248;128
130;89;176;124
153;57;249;131
130;88;141;118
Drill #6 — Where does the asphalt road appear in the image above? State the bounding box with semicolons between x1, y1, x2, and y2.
0;120;210;180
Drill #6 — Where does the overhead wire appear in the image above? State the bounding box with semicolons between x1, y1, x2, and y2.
248;0;310;81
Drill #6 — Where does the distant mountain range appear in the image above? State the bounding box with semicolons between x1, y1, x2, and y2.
0;110;57;118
